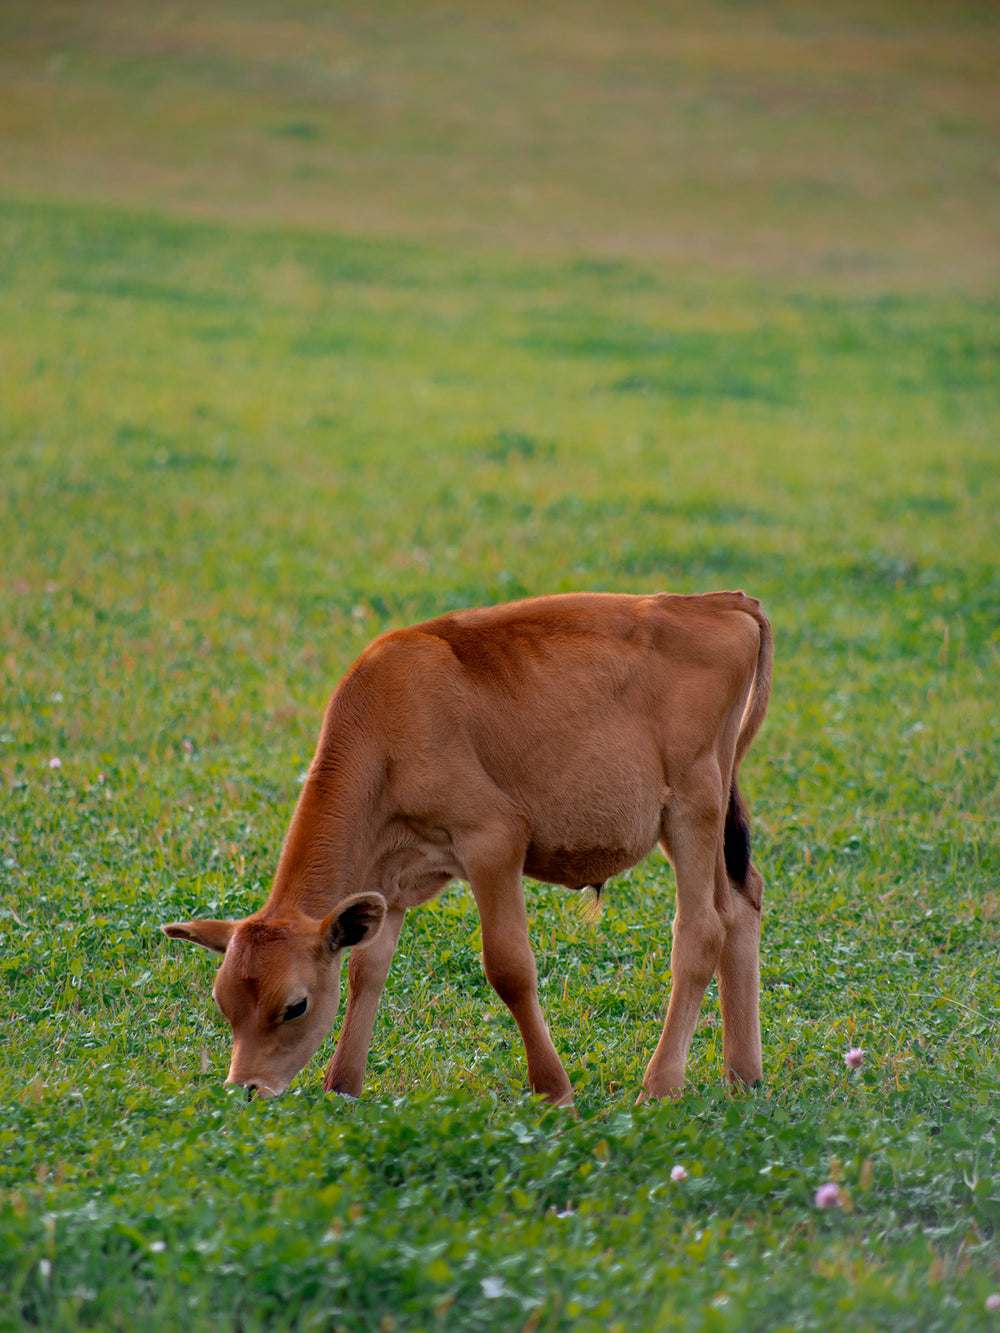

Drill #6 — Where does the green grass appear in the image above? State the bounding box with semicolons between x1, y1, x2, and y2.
2;2;1000;1329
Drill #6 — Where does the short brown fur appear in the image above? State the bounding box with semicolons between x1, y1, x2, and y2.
163;590;772;1104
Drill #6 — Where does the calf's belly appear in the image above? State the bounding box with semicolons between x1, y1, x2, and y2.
523;842;653;889
521;793;665;890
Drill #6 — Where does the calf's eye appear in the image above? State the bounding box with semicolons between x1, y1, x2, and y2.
283;998;308;1022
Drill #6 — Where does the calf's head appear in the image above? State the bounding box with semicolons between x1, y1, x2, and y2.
162;893;386;1097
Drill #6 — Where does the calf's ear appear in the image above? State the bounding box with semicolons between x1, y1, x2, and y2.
162;919;237;955
322;893;387;952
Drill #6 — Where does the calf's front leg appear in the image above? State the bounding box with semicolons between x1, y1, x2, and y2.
465;843;574;1106
324;905;406;1097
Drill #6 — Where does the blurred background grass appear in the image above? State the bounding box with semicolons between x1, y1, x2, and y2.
2;0;998;286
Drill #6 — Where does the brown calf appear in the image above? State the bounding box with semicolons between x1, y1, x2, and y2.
164;590;772;1104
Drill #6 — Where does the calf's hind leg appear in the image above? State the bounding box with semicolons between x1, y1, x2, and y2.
642;764;729;1100
716;879;763;1089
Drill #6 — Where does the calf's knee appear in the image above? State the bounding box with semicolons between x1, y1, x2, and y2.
482;948;536;1009
672;910;726;986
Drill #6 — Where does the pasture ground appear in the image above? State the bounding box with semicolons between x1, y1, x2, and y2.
1;3;998;1329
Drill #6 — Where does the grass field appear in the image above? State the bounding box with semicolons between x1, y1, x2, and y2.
1;2;999;1330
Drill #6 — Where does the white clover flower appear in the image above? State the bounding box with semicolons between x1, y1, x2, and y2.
844;1047;864;1070
671;1165;688;1182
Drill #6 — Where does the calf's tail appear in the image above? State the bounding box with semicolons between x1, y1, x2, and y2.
723;595;773;911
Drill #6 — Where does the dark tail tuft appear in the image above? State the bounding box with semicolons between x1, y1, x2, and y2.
724;784;752;889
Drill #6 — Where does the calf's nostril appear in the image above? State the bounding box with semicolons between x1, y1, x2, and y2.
245;1084;257;1103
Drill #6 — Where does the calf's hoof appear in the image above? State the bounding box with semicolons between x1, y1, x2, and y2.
636;1080;684;1105
725;1068;763;1095
323;1067;363;1098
